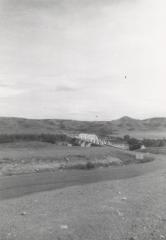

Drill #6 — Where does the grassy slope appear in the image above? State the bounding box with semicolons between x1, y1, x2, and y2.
0;116;166;138
0;142;153;175
0;156;166;240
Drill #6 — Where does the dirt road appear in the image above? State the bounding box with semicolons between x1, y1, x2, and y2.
0;158;161;200
0;156;166;240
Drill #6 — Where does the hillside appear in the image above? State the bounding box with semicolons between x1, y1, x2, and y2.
0;116;166;138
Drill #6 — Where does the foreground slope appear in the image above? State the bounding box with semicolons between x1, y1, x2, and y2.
0;155;166;240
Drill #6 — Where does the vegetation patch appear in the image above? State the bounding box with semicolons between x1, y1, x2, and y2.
0;143;155;175
59;157;123;170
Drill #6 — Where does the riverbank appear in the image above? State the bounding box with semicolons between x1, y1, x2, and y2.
0;155;166;240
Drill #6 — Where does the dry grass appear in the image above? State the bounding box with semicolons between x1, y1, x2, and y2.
0;141;155;175
59;157;122;170
140;147;166;155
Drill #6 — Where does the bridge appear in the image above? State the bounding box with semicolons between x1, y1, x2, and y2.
76;133;129;149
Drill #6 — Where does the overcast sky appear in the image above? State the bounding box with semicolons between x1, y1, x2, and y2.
0;0;165;120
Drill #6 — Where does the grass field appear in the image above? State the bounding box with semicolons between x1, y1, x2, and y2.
0;141;154;175
140;147;166;155
114;131;166;139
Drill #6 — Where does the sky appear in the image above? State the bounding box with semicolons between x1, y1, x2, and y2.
0;0;165;120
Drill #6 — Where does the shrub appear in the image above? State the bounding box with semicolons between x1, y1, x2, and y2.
86;161;95;169
0;134;74;144
127;138;141;150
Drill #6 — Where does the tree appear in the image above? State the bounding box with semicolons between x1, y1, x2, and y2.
128;138;141;150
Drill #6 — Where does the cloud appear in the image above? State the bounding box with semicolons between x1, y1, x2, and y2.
0;86;24;98
55;85;77;92
0;83;10;87
1;0;131;10
0;0;165;120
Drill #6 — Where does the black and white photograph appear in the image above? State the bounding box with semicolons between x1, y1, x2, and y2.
0;0;166;239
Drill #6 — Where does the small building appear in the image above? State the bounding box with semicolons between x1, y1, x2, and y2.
140;145;146;150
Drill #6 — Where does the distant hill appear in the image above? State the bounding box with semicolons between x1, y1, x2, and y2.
0;116;166;139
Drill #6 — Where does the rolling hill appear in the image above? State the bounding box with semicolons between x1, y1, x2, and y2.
0;116;166;139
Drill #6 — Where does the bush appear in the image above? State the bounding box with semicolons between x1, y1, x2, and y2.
128;138;141;150
0;134;74;144
86;161;95;169
142;138;166;147
59;161;95;170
